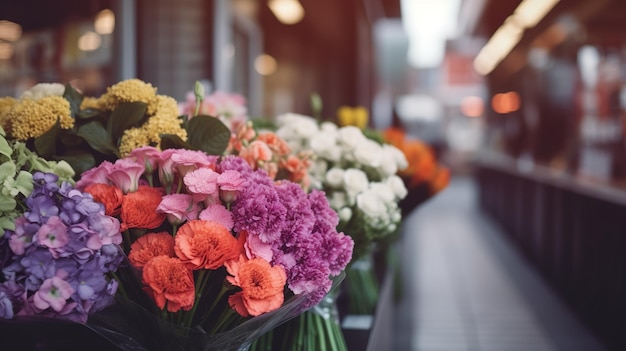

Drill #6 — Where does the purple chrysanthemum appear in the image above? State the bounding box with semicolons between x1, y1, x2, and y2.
232;181;287;243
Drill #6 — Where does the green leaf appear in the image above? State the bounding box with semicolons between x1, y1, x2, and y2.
160;134;195;150
59;129;86;148
186;115;230;155
54;151;96;176
63;83;84;118
0;134;11;159
251;118;278;132
14;170;33;196
76;108;103;120
0;195;16;212
107;101;148;143
0;161;16;182
0;216;16;232
34;121;60;159
77;121;119;156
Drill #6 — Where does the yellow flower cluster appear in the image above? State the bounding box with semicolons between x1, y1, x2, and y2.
75;79;187;157
118;93;187;157
103;78;157;110
0;97;16;134
8;96;73;140
80;96;106;110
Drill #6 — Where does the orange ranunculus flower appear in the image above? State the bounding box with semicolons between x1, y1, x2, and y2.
383;127;407;147
120;185;167;231
84;183;124;216
256;132;291;156
239;140;273;166
142;255;195;312
174;220;239;270
399;141;436;185
226;255;286;317
430;166;450;195
282;155;308;183
129;232;175;268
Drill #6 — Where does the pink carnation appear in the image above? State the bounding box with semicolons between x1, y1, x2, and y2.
128;146;161;174
157;193;198;225
184;168;219;196
198;204;234;231
107;158;145;194
75;161;114;190
217;170;244;203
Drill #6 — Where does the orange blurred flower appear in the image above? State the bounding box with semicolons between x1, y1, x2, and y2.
84;183;124;216
142;255;195;313
129;232;175;268
174;220;239;270
120;185;166;231
430;166;450;195
226;255;287;317
281;154;311;188
257;132;291;156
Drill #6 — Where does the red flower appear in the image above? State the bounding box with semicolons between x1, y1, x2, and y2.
120;185;166;231
226;255;286;317
142;255;195;312
174;220;239;270
128;232;175;268
84;183;123;216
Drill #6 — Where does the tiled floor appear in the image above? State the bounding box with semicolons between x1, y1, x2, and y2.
393;175;607;351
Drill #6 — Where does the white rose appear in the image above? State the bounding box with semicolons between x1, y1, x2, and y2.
354;139;383;168
329;191;348;210
356;191;388;219
338;126;366;150
325;168;345;188
276;113;319;142
343;168;369;195
20;83;66;99
338;207;352;222
320;121;338;133
369;182;395;203
326;147;342;163
391;210;402;223
384;144;408;171
311;159;328;180
310;133;338;160
386;175;408;200
378;154;398;178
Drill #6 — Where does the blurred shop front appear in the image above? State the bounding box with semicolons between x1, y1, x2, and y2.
466;0;626;349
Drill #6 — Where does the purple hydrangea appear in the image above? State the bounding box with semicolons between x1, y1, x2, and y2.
0;279;24;319
0;172;123;323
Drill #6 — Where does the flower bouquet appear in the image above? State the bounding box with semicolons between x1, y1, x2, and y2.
0;81;354;350
71;146;353;350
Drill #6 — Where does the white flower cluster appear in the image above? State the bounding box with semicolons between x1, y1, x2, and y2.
20;83;66;100
276;113;408;239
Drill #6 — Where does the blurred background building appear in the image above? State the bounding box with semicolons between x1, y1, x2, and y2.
1;0;626;349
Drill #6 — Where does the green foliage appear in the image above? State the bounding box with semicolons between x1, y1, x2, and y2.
186;115;231;155
0;127;75;233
